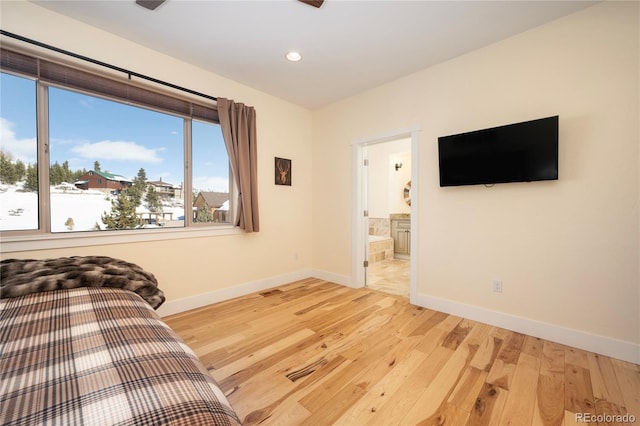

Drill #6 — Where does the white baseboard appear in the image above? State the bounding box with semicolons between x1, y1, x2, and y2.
156;271;639;364
156;269;313;318
412;292;640;365
310;269;353;287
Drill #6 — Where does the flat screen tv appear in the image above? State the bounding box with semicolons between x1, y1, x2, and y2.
438;115;558;187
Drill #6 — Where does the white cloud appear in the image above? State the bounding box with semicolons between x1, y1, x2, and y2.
78;98;95;109
193;176;229;193
51;137;77;146
71;140;163;163
0;117;37;164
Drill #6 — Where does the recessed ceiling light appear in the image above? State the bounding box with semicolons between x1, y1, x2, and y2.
285;51;303;62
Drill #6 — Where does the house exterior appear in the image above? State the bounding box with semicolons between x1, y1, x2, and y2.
74;170;132;192
148;179;175;198
193;192;229;222
173;184;184;201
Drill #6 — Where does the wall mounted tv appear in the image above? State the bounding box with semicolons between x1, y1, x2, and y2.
438;115;558;187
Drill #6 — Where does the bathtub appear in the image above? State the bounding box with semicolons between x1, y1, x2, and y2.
368;235;394;264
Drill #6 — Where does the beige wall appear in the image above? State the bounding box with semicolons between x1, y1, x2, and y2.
0;1;314;303
1;1;638;354
312;2;640;345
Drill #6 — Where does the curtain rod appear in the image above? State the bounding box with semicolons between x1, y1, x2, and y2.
0;30;218;102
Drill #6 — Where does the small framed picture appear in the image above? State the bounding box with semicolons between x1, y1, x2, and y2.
275;157;292;186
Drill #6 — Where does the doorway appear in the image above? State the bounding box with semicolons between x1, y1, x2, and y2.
351;128;419;302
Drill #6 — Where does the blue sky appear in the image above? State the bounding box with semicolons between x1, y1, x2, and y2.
0;72;229;192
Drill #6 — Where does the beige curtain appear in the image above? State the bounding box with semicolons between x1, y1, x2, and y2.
217;98;260;232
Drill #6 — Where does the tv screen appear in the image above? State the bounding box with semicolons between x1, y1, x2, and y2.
438;116;558;187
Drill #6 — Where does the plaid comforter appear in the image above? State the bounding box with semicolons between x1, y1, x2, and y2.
0;287;241;426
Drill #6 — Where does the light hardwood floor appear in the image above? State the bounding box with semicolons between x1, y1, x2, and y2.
165;279;640;425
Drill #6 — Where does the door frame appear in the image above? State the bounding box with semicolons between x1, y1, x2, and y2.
351;127;420;303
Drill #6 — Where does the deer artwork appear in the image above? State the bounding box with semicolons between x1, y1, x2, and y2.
277;159;290;184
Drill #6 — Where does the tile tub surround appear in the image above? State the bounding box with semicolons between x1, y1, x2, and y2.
368;218;390;237
368;235;394;264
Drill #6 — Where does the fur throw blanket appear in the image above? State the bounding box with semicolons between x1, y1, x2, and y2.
0;256;165;309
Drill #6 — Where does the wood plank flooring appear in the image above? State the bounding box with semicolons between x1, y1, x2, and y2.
164;279;640;425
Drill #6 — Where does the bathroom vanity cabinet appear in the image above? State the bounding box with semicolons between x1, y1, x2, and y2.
390;214;410;259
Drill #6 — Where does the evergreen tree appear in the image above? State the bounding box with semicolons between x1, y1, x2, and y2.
194;204;213;223
145;186;162;213
62;160;72;183
101;191;138;229
129;168;147;206
0;152;18;184
50;161;63;185
24;163;38;191
73;168;87;182
94;161;101;172
135;167;147;182
14;160;26;181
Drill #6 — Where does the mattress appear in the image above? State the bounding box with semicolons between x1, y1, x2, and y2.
0;286;240;426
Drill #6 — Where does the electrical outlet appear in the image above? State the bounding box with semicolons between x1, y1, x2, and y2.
492;279;503;293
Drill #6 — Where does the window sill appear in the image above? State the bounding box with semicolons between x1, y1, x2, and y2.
0;225;241;253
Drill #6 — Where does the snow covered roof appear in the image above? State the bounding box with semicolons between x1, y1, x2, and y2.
90;170;133;183
148;180;173;188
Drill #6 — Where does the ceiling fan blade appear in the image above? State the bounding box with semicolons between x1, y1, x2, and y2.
136;0;166;11
298;0;324;8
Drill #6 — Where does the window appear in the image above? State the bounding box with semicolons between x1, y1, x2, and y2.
192;120;230;224
0;48;232;239
0;73;38;231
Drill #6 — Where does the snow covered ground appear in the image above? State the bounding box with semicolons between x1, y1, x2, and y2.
0;183;185;232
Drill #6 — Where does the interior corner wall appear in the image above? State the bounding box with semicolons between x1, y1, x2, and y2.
312;1;640;352
0;1;314;307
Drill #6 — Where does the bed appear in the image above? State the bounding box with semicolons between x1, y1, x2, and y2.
0;256;241;426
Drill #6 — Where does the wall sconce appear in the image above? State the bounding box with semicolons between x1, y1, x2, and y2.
395;162;403;171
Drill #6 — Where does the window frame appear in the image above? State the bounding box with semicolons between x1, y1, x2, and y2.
0;57;238;253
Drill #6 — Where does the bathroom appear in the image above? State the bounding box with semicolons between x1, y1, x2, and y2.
365;138;411;297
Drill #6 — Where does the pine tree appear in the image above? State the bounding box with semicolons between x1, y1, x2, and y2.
194;204;213;223
145;186;162;213
129;168;147;206
24;163;38;192
94;161;101;172
62;160;72;183
135;168;147;182
14;160;26;181
50;161;63;185
73;168;87;182
101;192;138;229
0;152;18;184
